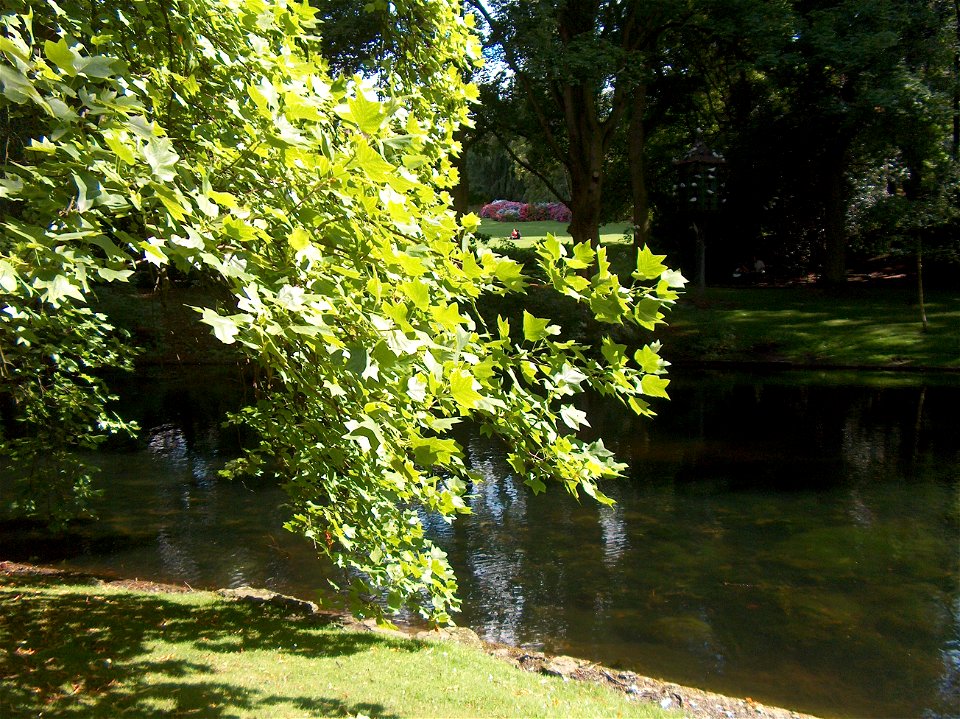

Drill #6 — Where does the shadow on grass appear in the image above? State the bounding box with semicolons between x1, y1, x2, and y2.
0;574;413;718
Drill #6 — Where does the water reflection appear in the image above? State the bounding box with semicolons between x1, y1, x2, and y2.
2;370;957;719
439;373;960;719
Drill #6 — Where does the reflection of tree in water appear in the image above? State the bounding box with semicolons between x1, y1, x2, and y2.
453;435;530;645
940;596;960;712
113;382;300;592
597;505;628;569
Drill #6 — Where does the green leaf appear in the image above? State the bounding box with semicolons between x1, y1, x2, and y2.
634;345;663;374
596;247;611;278
628;396;651;416
336;94;386;134
0;260;19;292
460;212;480;233
634;245;667;280
104;130;136;165
449;369;482;411
97;267;134;282
522;311;558;342
200;308;240;344
288;227;311;252
400;280;430;310
524;476;547;494
538;235;562;262
0;64;47;109
661;269;687;288
601;338;627;367
348;140;395;182
73;173;99;213
411;436;460;466
589;291;627;324
152;184;190;222
640;374;670;398
493;257;525;291
431;302;465;329
75;54;117;78
44;39;78;77
37;274;85;306
560;405;589;429
568;242;595;270
633;298;664;330
142;137;179;182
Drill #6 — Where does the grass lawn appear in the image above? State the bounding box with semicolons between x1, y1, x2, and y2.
478;218;632;248
0;573;672;719
474;226;958;371
659;285;960;370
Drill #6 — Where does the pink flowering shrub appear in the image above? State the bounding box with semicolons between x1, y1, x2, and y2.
479;200;572;223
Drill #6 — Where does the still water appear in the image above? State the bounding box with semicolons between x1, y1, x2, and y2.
5;370;959;718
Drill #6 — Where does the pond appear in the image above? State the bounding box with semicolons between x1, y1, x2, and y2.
3;369;958;719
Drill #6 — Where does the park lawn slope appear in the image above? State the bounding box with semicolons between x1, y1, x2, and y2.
0;572;672;719
479;218;632;247
659;286;960;370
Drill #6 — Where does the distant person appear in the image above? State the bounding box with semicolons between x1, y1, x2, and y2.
753;257;766;274
510;227;521;241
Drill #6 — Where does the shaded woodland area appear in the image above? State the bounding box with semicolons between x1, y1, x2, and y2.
437;0;959;287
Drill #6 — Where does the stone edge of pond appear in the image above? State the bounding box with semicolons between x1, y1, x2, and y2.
2;560;819;719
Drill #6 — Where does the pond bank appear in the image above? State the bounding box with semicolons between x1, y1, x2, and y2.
1;561;817;719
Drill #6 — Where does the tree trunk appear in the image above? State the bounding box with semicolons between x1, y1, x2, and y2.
692;220;706;292
451;152;470;218
821;143;850;286
628;85;650;248
563;86;606;249
567;163;604;248
954;0;959;160
917;236;928;332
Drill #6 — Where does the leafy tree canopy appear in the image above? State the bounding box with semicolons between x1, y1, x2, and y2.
0;0;683;623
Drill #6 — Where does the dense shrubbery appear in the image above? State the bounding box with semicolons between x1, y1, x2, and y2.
479;200;572;223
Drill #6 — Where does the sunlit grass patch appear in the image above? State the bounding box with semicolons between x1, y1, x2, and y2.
0;577;672;719
478;218;633;247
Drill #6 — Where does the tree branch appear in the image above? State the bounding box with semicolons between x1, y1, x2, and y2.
488;126;570;205
466;0;569;166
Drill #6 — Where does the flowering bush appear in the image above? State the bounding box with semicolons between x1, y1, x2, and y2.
479;200;572;223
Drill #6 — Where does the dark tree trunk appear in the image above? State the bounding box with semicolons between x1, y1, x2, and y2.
566;154;604;248
628;85;650;248
903;151;928;331
820;137;851;285
954;0;959;160
821;167;846;285
563;84;607;248
451;134;470;218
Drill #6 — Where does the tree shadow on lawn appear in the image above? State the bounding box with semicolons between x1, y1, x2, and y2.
0;574;410;718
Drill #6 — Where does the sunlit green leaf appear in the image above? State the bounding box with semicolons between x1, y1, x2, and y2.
200;308;240;344
449;369;482;411
522;311;558;342
634;245;667;280
44;39;78;76
640;374;670;398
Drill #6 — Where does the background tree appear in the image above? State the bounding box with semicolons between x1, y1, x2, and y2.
716;0;958;284
468;0;699;248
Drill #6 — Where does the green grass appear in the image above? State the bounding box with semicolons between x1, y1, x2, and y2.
478;219;632;248
0;574;671;719
659;286;960;370
474;229;958;371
